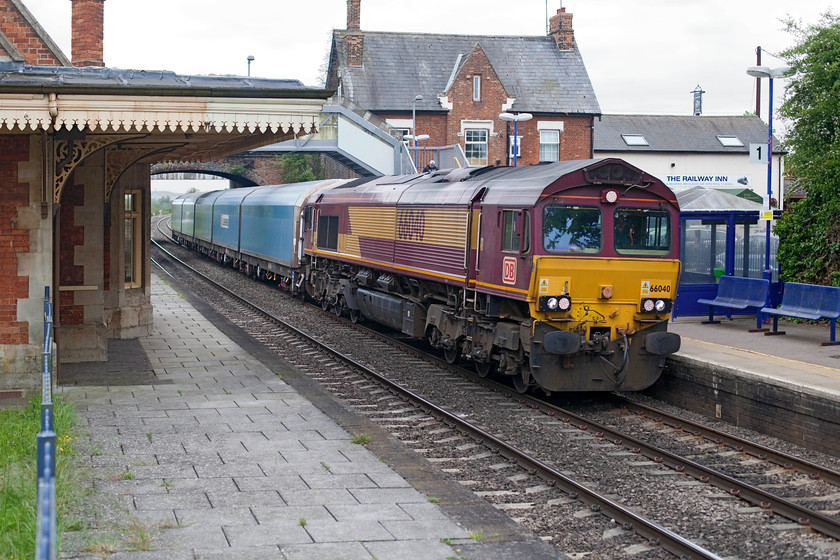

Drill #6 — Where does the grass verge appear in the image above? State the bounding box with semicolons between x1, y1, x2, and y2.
0;397;89;558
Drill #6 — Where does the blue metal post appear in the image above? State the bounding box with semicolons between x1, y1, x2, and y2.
764;76;773;285
513;119;518;167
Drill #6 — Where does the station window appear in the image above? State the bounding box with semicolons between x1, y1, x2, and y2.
317;213;339;251
539;130;560;162
464;129;488;166
124;190;143;288
508;136;523;159
391;128;411;147
473;75;481;101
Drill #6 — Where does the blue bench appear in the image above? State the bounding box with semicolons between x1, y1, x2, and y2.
761;282;840;345
697;276;770;330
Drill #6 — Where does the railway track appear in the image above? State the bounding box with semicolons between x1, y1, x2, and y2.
151;216;840;558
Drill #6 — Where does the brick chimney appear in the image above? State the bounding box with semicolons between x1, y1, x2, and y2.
345;0;364;67
548;7;574;50
71;0;105;67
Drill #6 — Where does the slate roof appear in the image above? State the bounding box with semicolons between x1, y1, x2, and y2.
594;114;784;154
0;62;325;97
331;31;600;115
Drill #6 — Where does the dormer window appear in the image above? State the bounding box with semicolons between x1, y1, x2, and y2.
473;75;481;101
717;135;744;147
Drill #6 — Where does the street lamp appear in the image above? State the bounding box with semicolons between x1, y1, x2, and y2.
247;55;255;77
499;112;532;166
746;65;791;283
412;95;424;168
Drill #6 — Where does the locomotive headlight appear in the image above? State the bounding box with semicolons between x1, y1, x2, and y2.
601;189;619;204
540;295;572;312
641;298;671;314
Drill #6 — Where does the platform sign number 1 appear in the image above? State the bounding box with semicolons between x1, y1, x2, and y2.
750;143;768;165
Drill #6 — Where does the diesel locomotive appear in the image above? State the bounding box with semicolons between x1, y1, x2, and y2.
171;158;681;393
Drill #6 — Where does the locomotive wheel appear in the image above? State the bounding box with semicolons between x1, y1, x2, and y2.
321;297;330;311
443;346;459;365
349;309;361;323
475;359;495;378
512;371;532;394
334;296;345;317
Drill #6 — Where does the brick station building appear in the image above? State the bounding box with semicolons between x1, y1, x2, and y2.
0;0;329;395
327;1;601;169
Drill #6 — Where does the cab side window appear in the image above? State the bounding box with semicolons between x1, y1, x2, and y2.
502;210;520;252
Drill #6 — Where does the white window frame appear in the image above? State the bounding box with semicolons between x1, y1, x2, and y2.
622;134;649;146
539;129;561;162
124;190;143;289
508;135;523;158
473;75;481;101
717;135;744;147
464;128;489;166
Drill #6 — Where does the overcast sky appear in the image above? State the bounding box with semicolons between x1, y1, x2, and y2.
22;0;831;119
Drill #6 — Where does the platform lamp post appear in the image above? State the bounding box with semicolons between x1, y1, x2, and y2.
499;112;532;167
247;55;255;77
746;65;791;284
412;95;424;168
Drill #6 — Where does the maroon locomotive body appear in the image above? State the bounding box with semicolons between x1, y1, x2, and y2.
302;159;681;393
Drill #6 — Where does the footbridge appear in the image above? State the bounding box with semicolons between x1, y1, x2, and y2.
153;98;467;181
251;97;466;177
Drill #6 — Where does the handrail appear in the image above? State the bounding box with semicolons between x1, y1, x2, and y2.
35;286;56;560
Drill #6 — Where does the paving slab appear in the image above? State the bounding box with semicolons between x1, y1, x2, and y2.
57;274;565;559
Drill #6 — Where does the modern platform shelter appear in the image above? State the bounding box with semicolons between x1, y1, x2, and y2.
0;62;329;396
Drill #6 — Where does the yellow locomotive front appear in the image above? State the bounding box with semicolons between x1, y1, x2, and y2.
523;176;682;392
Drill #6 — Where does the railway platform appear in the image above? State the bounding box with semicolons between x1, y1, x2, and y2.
56;275;563;560
663;314;840;457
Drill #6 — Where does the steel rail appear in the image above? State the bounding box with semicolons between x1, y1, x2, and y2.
466;375;840;541
614;396;840;488
313;277;840;541
150;233;722;560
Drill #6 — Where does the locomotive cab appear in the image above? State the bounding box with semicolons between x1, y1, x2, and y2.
517;160;681;391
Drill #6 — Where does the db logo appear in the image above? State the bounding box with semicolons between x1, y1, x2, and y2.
502;256;517;285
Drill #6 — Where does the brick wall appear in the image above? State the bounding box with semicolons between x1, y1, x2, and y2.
0;136;30;344
0;2;65;66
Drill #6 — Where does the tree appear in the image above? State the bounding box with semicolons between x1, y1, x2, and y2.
773;11;840;285
276;153;323;184
151;195;172;216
